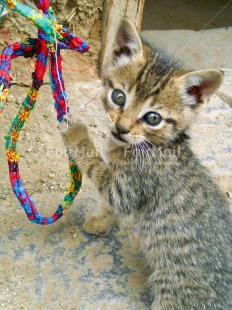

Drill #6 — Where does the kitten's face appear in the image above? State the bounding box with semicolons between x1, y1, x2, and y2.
102;57;187;147
101;18;223;148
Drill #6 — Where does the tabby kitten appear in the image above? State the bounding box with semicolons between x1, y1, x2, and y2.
62;18;232;309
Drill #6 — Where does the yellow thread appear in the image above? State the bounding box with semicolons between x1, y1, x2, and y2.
0;88;9;101
7;0;16;9
7;150;20;162
29;88;39;101
49;43;55;53
19;110;30;122
11;130;19;142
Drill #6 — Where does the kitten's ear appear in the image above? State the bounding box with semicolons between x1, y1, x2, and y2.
179;69;223;107
113;17;143;61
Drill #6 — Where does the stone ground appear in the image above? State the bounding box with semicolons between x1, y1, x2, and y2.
0;11;232;310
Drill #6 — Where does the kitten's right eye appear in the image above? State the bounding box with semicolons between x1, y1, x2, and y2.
143;112;162;126
111;89;126;106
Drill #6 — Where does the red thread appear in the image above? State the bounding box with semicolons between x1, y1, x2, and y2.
77;90;99;113
62;67;89;73
75;54;99;76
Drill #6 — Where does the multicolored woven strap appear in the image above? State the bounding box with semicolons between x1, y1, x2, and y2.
0;0;89;224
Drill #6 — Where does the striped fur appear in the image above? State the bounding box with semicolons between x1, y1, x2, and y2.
62;18;232;309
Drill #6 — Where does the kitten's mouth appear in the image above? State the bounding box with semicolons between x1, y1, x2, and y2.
111;132;127;143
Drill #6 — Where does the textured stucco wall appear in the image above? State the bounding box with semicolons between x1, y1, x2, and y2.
55;0;103;39
0;0;104;66
54;0;104;65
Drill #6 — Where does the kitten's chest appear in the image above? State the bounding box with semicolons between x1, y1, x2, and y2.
109;164;155;214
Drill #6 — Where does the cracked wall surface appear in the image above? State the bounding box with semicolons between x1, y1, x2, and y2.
0;0;104;66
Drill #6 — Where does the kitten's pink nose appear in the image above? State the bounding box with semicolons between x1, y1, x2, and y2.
115;123;130;135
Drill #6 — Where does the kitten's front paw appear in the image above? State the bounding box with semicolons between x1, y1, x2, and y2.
59;115;96;168
59;115;89;143
59;114;83;132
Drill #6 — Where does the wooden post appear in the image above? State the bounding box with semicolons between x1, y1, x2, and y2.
100;0;145;73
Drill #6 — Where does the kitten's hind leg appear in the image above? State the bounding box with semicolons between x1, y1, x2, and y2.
83;198;118;236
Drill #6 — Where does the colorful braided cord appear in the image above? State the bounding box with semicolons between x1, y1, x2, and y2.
0;0;89;224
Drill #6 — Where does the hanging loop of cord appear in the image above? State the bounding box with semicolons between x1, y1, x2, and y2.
0;0;89;224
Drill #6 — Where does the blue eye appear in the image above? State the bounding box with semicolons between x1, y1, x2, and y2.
111;89;126;106
144;112;162;126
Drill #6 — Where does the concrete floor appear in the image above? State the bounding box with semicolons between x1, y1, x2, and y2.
0;191;151;310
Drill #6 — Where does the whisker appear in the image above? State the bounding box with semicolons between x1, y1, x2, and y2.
142;141;154;169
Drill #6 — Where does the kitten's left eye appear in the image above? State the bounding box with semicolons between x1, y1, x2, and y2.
143;112;162;126
111;89;126;106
